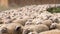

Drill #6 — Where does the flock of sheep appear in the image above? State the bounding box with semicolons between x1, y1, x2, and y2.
0;5;60;34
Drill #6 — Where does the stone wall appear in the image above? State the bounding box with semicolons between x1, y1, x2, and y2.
8;0;60;7
0;0;60;7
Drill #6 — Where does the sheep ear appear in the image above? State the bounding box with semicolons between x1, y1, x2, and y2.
15;26;21;31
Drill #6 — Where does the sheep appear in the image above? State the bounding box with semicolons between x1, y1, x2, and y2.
2;19;13;24
32;19;52;27
28;31;38;34
38;11;53;20
23;24;49;34
0;23;23;34
39;29;60;34
37;20;52;27
53;13;60;23
12;16;30;26
0;24;10;34
25;19;35;25
0;13;12;24
49;15;59;23
7;23;23;34
50;23;60;30
32;18;43;25
0;18;4;24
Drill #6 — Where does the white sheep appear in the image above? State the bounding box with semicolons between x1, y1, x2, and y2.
7;23;23;34
28;31;38;34
39;29;60;34
37;20;52;27
38;11;53;20
0;18;4;24
49;15;59;23
32;18;43;25
12;16;30;26
23;24;49;34
0;23;23;34
50;23;60;30
25;19;34;25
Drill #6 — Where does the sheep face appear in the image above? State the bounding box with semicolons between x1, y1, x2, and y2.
7;23;23;34
50;23;57;29
0;27;8;34
0;23;23;34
